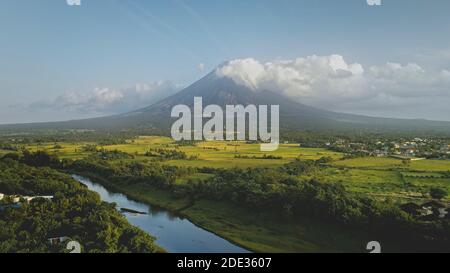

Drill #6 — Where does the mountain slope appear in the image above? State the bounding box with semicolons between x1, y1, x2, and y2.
1;70;450;134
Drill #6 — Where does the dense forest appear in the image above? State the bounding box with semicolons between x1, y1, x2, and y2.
0;156;160;253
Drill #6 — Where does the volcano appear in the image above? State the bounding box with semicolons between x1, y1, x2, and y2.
2;69;450;134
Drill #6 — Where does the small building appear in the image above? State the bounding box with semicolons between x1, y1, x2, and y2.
422;200;446;210
0;193;4;201
48;236;70;246
438;208;448;219
400;202;423;216
421;201;448;220
12;196;21;203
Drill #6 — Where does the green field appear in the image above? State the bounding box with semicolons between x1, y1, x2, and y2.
21;135;450;201
330;157;450;201
25;136;343;169
333;157;406;169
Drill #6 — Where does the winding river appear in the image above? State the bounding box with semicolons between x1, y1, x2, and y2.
72;175;250;253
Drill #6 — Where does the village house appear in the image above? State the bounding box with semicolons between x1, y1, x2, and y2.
438;207;448;219
48;236;70;246
422;201;447;219
400;201;448;220
400;203;424;217
0;194;54;204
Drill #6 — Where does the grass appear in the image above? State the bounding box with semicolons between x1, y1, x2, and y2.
23;136;342;169
410;160;450;172
183;199;367;253
316;168;406;195
402;176;450;198
333;157;405;169
26;142;95;160
330;157;450;200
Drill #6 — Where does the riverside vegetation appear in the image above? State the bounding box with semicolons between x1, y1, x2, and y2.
0;155;161;253
0;134;449;252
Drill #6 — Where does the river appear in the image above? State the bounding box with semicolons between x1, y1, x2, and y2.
72;175;250;253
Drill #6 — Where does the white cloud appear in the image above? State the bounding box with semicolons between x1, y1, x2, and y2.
32;81;179;114
215;55;450;120
216;55;367;100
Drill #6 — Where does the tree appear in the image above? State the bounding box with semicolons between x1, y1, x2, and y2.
430;188;447;200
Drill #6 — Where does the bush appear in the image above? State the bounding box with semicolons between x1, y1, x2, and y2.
430;188;448;200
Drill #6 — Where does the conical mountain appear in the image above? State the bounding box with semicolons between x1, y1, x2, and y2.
2;67;450;133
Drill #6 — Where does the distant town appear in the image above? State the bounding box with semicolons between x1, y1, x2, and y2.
324;137;450;160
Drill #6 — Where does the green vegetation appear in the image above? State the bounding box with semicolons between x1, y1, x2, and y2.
430;188;448;200
0;157;161;253
1;133;450;253
50;151;448;252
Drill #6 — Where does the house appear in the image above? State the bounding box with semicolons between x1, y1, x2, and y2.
420;201;448;220
438;208;448;219
400;201;448;220
374;150;388;157
400;202;423;216
12;196;21;203
422;200;446;210
48;236;70;246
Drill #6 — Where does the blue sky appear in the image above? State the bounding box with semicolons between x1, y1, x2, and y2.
1;0;450;123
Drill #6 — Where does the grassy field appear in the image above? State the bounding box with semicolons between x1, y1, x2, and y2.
330;157;450;201
25;141;95;160
332;157;407;169
316;168;405;194
24;136;343;169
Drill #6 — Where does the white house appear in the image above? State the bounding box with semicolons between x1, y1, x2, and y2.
48;236;70;245
438;208;448;219
1;194;54;204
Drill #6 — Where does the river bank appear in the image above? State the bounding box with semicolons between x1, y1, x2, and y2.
71;171;368;253
72;174;250;253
